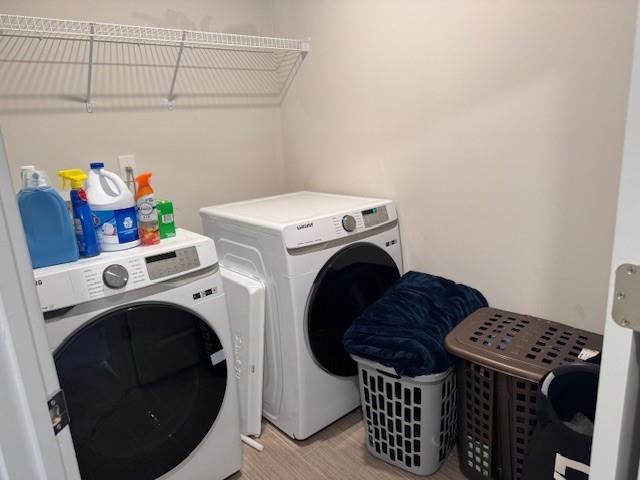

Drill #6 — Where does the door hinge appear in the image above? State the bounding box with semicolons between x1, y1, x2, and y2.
48;390;69;435
612;263;640;331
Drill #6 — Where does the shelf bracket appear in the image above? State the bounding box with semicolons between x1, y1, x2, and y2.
85;23;95;113
166;31;186;110
612;263;640;330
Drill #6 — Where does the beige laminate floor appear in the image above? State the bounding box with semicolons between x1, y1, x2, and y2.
230;410;466;480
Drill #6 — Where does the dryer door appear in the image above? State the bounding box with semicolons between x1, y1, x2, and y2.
307;243;400;377
54;302;227;480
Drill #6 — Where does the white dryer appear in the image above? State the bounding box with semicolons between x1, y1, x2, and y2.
200;192;403;440
35;229;241;480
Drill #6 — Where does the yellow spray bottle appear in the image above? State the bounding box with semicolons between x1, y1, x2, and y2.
58;169;100;257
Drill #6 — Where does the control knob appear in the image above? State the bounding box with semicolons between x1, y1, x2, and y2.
103;264;129;289
341;215;357;233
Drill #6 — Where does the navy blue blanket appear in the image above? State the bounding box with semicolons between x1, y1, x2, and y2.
343;271;487;377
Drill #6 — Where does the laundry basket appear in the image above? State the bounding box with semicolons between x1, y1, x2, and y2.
354;356;457;476
445;308;603;480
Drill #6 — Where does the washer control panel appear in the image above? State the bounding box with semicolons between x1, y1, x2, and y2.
145;247;200;280
34;230;216;312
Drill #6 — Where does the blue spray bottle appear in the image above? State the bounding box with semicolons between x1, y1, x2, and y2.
58;169;100;258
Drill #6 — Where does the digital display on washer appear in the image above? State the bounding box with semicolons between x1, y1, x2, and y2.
361;205;389;228
145;251;177;264
145;247;200;280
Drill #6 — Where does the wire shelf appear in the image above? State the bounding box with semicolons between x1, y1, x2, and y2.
0;14;309;111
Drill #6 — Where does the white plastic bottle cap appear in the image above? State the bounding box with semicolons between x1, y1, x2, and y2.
19;165;36;188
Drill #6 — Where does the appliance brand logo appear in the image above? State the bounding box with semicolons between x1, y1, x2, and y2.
296;222;314;230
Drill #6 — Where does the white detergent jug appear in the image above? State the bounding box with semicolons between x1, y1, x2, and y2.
86;162;140;251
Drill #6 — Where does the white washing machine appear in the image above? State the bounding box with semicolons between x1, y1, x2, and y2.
34;229;241;480
200;192;403;440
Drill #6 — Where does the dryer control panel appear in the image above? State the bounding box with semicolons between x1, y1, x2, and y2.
361;206;390;228
34;229;217;312
283;201;397;249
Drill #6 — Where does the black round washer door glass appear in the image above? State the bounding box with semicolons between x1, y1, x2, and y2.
54;303;227;480
307;243;400;377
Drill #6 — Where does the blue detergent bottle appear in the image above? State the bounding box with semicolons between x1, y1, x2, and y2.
17;167;79;268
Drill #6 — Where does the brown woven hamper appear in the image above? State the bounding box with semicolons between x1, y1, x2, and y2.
445;307;603;480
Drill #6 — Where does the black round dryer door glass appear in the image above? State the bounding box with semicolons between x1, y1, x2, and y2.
307;243;400;377
54;303;227;480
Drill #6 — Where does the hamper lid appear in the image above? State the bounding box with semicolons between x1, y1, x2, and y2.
444;307;603;382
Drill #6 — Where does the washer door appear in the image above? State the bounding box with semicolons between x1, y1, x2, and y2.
54;303;227;480
307;243;400;377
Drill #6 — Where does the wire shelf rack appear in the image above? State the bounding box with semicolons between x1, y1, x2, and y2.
0;14;310;111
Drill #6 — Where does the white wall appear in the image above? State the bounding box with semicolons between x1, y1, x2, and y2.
274;0;637;333
0;0;285;233
2;1;635;333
